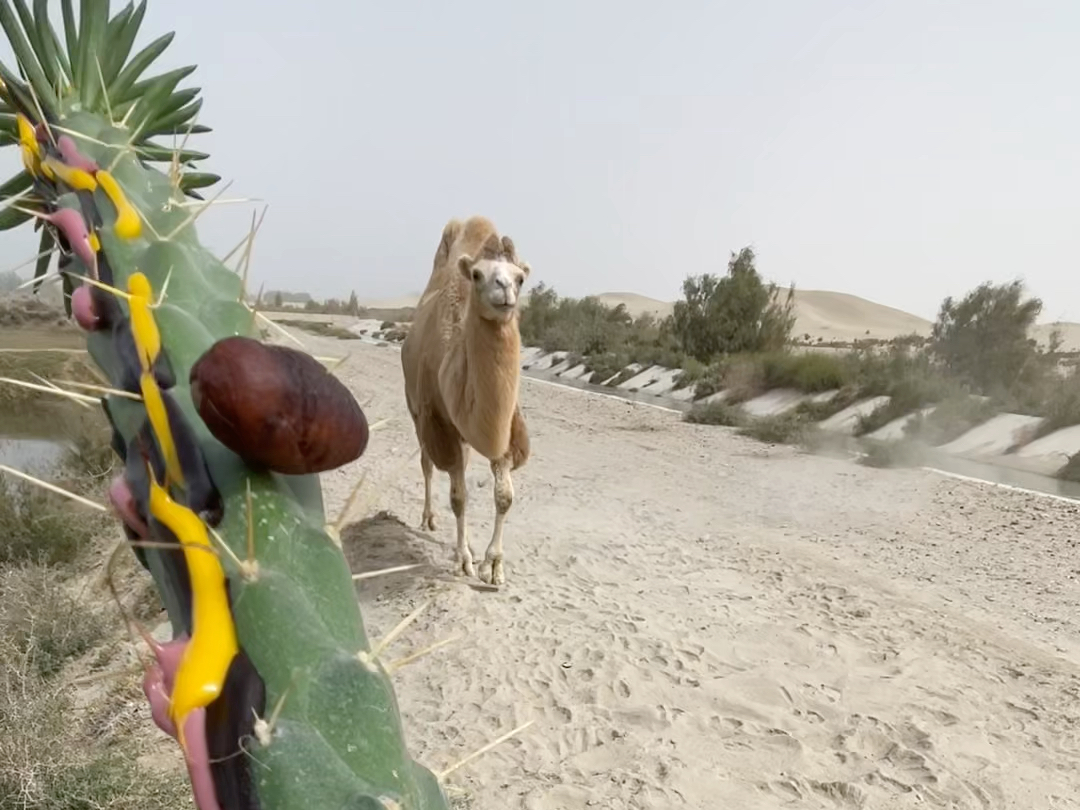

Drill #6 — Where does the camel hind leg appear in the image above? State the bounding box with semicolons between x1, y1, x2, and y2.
414;403;460;537
420;450;436;531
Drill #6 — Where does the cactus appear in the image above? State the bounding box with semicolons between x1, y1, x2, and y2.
0;2;451;808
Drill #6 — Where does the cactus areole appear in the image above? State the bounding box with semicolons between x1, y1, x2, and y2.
0;2;450;808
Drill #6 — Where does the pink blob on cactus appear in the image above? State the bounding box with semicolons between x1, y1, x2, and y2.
182;711;225;810
140;633;189;739
42;208;97;275
108;474;149;536
56;134;99;173
143;662;177;736
139;632;223;810
71;285;99;330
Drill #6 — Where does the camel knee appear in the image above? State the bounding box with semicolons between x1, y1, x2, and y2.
492;467;514;515
450;479;467;517
495;484;513;515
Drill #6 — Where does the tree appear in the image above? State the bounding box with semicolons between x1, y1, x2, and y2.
669;246;796;362
273;291;283;308
929;279;1057;396
347;290;360;316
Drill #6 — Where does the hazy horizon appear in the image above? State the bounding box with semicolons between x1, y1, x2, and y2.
0;0;1076;323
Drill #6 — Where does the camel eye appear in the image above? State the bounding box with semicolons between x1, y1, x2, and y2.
514;275;523;288
472;269;482;282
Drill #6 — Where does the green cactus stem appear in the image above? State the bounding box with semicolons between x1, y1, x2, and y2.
0;2;451;808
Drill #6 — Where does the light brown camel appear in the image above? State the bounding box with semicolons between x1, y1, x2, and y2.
401;215;531;585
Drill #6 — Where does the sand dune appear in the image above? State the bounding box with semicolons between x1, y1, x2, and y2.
593;290;1080;349
593;289;935;342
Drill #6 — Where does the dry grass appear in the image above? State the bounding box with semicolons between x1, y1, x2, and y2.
0;323;188;809
0;562;188;810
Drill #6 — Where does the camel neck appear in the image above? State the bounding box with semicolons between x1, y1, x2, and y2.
464;307;520;362
463;306;521;395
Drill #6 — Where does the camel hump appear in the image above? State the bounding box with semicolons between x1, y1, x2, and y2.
434;219;464;273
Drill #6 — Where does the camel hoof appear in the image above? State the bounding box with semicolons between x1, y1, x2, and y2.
454;551;476;579
480;556;504;586
420;511;436;532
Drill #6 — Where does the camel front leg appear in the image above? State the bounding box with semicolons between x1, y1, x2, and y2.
480;455;514;586
420;450;436;531
449;456;475;578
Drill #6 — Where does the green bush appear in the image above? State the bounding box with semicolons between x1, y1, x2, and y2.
684;400;744;426
1055;451;1080;482
670;247;795;361
902;395;999;446
758;351;851;393
737;412;814;445
1029;372;1080;438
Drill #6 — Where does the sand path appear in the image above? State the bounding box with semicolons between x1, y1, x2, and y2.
301;334;1080;809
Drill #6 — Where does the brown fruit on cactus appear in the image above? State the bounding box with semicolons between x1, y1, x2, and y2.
189;336;369;474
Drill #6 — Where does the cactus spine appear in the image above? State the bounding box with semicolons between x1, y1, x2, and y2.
0;2;451;808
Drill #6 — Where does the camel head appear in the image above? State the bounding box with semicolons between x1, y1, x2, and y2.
458;234;530;323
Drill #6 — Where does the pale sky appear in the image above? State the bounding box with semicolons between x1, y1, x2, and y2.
0;0;1077;321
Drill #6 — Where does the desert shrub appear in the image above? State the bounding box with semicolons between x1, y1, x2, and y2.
0;475;97;566
1055;452;1080;482
276;318;358;340
691;362;728;400
606;366;641;387
683;400;745;427
758;351;851;393
929;279;1057;400
854;373;957;437
902;394;999;446
673;357;707;391
1028;371;1080;438
0;607;188;810
0;564;106;678
857;439;925;469
670;247;795;361
794;386;861;422
582;352;631;384
738;412;814;445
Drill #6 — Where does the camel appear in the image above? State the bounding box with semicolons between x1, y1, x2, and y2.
401;215;531;585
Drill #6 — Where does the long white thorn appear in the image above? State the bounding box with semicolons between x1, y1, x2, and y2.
15;270;62;291
173;196;263;208
370;599;432;659
0;347;87;354
239;205;269;294
7;248;55;281
27;371;92;409
254;310;308;349
333;472;368;534
0;376;101;404
437;720;536;781
51;379;141;401
0;464;108;512
386;634;463;673
351;563;421;582
164;179;235;240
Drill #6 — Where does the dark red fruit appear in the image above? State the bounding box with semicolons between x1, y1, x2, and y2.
190;336;368;475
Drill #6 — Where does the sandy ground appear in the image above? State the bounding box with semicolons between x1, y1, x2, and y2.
289;330;1080;809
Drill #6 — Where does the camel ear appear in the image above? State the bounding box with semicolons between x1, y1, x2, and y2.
457;254;475;280
520;261;531;278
